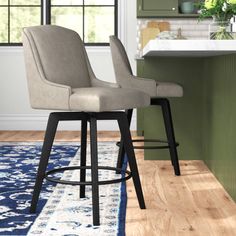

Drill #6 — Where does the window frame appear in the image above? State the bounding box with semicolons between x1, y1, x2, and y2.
47;0;118;46
0;0;43;46
0;0;118;46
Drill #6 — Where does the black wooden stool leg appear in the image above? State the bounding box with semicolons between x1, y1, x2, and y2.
90;116;100;226
118;113;146;209
80;118;87;198
160;99;181;176
116;109;133;173
30;113;59;213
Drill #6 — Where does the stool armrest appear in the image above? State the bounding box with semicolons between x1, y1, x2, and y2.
28;75;72;110
120;75;157;97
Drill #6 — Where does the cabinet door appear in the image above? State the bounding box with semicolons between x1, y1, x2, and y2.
137;0;178;17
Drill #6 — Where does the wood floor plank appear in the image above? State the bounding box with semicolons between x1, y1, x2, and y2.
0;131;124;142
0;131;236;235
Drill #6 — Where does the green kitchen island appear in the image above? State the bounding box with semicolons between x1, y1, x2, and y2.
137;39;236;200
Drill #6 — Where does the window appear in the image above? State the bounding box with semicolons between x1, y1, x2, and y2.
49;0;118;45
0;0;117;46
0;0;42;45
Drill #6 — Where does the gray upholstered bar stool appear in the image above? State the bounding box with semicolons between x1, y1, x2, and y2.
22;25;150;226
109;36;183;176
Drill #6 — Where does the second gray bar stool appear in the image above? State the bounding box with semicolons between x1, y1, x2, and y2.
109;36;183;176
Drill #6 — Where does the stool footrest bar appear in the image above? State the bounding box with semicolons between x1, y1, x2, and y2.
116;139;179;150
45;165;132;186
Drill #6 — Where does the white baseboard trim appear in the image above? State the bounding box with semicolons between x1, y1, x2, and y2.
0;114;137;131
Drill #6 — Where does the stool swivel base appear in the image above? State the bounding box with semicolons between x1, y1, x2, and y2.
117;98;181;176
29;111;145;226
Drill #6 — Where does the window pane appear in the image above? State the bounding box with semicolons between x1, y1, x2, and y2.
51;7;83;37
84;0;114;5
84;7;114;43
51;0;83;5
0;7;8;43
10;0;41;5
10;7;41;43
0;0;8;5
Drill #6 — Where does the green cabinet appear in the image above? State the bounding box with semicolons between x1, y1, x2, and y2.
137;0;199;18
137;0;178;17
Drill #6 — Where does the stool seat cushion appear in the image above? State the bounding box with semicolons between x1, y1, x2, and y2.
70;87;150;112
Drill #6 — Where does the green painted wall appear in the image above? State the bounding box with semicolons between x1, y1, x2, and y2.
137;54;236;201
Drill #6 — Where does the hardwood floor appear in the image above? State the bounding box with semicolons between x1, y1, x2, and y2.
1;131;236;235
0;130;122;142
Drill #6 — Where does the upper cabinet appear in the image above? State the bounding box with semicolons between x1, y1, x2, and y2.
137;0;178;17
137;0;198;18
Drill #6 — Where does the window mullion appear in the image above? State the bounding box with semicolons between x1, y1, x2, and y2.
46;0;51;24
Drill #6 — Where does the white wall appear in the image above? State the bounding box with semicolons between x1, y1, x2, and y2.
0;0;137;131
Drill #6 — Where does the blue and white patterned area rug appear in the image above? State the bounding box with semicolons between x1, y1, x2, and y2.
0;142;127;236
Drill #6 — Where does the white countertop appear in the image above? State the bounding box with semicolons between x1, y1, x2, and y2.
142;40;236;57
